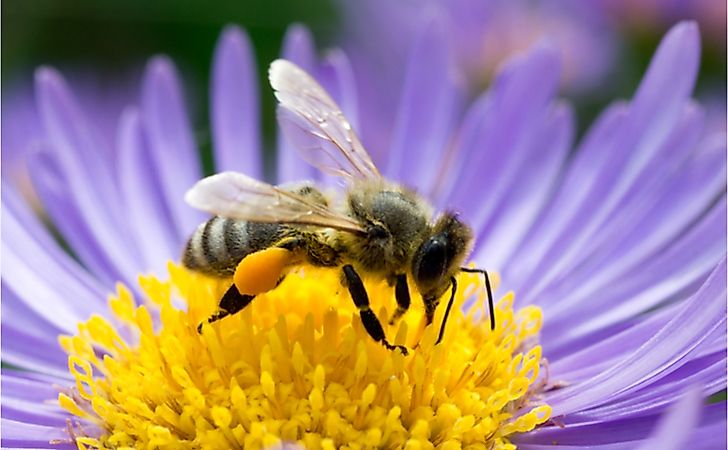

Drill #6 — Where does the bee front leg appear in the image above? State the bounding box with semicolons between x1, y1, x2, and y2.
342;265;408;355
388;274;411;325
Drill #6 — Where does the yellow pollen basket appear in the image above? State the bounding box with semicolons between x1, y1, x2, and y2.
58;262;550;449
234;247;293;295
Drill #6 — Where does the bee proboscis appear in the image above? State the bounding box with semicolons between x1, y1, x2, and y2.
183;59;495;354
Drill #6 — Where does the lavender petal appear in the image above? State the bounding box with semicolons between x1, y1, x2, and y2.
211;26;262;176
503;101;628;288
140;56;205;240
539;121;724;316
33;68;123;227
27;150;139;285
472;102;573;269
543;199;725;352
442;43;560;234
546;259;726;416
507;23;702;300
275;24;319;183
117;107;180;275
385;17;459;192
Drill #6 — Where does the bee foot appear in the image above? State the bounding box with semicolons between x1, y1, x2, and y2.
382;341;409;356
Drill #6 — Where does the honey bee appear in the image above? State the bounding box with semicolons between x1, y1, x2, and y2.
183;59;494;354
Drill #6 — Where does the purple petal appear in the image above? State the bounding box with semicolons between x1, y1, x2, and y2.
385;17;459;192
442;43;561;233
2;191;108;326
518;443;634;450
117;107;180;275
211;26;262;176
2;187;106;302
690;410;728;450
2;372;99;448
317;49;360;134
546;259;726;416
515;410;665;446
1;284;64;342
276;24;319;183
548;304;676;382
506;23;701;300
538;112;724;315
585;350;725;421
471;102;573;269
140;56;205;239
630;22;700;146
1;419;71;448
635;388;701;450
517;402;725;448
503;101;628;287
27;149;139;285
33;68;122;225
543;199;725;351
33;70;144;283
1;325;70;378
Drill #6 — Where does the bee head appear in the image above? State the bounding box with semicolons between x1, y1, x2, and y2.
411;213;473;299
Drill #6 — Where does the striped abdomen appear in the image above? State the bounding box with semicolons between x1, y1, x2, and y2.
182;217;284;277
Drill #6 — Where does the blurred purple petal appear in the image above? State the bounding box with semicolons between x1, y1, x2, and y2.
634;388;701;450
211;25;262;175
443;43;560;231
1;419;74;448
27;149;140;285
385;17;459;191
140;56;205;239
508;23;702;301
2;325;71;378
276;25;319;183
117;107;180;275
317;50;360;135
34;68;122;223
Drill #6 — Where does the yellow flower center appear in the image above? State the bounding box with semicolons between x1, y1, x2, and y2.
58;263;550;449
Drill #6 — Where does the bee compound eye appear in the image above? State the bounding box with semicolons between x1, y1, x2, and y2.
413;237;448;288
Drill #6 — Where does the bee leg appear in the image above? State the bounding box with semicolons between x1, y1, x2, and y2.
388;274;411;325
435;276;457;345
460;267;496;330
197;284;255;333
342;265;408;355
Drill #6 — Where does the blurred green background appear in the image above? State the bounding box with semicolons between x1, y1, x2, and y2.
2;0;337;172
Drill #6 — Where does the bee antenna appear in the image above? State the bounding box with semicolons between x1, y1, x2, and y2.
460;267;495;330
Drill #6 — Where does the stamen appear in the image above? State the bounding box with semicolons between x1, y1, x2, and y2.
58;262;550;448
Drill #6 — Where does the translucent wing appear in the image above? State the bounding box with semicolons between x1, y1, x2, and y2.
185;172;366;234
269;59;381;181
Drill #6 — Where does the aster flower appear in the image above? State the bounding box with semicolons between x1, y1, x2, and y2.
2;19;726;450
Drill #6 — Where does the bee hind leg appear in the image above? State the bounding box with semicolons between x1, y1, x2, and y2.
197;284;255;333
342;265;408;355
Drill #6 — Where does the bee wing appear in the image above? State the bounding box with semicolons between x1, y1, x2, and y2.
270;59;382;182
185;172;366;234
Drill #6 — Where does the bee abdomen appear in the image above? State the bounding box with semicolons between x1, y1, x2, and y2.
183;216;274;277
